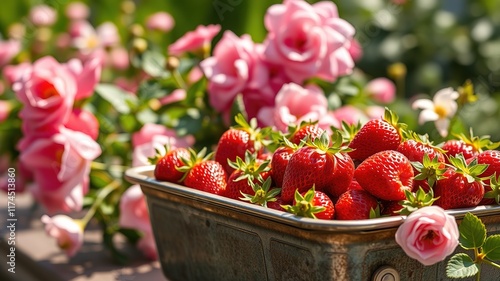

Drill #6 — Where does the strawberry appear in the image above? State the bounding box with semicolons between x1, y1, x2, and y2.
335;189;379;220
283;187;335;220
153;146;190;183
214;114;269;176
397;133;446;191
267;196;286;212
224;152;272;200
475;150;500;205
287;121;325;145
323;131;355;198
280;132;339;203
442;129;500;163
270;137;299;188
433;155;487;209
354;150;414;201
380;200;403;217
178;148;227;195
348;108;404;162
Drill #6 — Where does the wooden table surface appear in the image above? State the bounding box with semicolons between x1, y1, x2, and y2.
0;193;166;281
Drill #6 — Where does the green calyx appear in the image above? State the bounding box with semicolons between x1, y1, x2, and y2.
447;154;489;183
234;113;272;152
412;153;446;188
282;186;325;219
398;186;439;216
383;107;407;139
177;147;213;182
484;172;500;205
228;150;270;183
339;120;361;144
453;128;500;153
305;129;352;158
147;142;172;165
240;177;281;207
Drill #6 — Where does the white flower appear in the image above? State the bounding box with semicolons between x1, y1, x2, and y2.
412;87;459;137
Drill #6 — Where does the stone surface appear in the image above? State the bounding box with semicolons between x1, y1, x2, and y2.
0;192;165;281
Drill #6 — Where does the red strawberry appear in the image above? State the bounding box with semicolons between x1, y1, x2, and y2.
153;146;190;183
224;152;272;200
442;130;500;163
280;133;337;203
267;196;286;212
287;121;325;145
335;189;379;220
270;138;298;188
178;148;227;195
354;150;414;201
381;200;403;217
474;150;500;205
323;131;355;198
283;187;335;220
397;133;446;191
348;108;404;162
433;155;487;209
214;114;268;176
347;180;363;191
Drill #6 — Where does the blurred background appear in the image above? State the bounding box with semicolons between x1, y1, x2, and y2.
1;0;500;138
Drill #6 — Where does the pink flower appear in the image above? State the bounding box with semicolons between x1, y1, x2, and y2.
29;5;57;26
348;38;363;62
13;56;77;134
365;77;396;104
159;89;186;106
168;24;221;56
41;214;84;257
132;123;194;167
0;100;10;122
119;185;158;260
65;2;89;21
107;47;130;70
2;63;31;85
395;206;459;266
146;12;175;32
20;128;102;213
64;55;103;101
71;21;120;54
263;0;355;83
331;105;368;125
65;109;99;140
257;83;328;131
201;31;267;115
0;39;21;67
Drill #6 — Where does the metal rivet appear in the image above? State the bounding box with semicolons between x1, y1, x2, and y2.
372;265;400;281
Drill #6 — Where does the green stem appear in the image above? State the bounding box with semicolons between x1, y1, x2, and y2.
80;179;122;227
173;69;188;90
91;161;129;173
482;259;500;269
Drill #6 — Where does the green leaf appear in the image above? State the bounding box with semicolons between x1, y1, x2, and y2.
95;84;138;114
459;212;486;249
483;235;500;261
141;50;168;78
446;253;479;278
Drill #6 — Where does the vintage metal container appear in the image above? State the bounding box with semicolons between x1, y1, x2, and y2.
125;166;500;281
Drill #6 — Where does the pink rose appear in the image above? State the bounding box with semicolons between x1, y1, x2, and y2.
364;105;386;120
146;12;175;32
119;185;158;260
41;214;84;257
2;63;31;85
257;83;328;131
65;2;90;21
201;31;267;115
348;38;363;62
29;4;57;26
395;206;459;266
107;46;130;70
0;39;21;67
263;0;355;83
64;55;103;100
132;123;194;167
20;128;102;213
65;108;99;140
159;88;186;106
13;56;77;134
331;105;369;125
365;77;396;104
168;24;221;56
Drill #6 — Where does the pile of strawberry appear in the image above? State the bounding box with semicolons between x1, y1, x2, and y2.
153;110;500;220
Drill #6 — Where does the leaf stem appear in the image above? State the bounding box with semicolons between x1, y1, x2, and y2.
173;69;188;90
482;259;500;269
80;179;122;227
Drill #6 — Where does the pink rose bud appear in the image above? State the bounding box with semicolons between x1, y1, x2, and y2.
395;206;459;266
41;215;84;257
29;4;57;26
365;77;396;104
0;39;21;67
168;24;221;56
145;12;175;32
65;2;90;21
